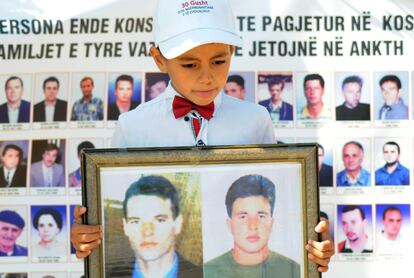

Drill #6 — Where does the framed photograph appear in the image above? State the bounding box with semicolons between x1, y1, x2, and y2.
81;144;320;278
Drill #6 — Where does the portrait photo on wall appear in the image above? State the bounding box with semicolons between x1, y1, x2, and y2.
337;204;373;254
257;72;294;124
67;138;103;189
373;138;411;187
296;138;333;188
144;72;170;102
0;206;28;260
70;73;106;122
33;73;69;123
373;71;409;121
0;140;29;189
30;139;66;188
82;145;320;278
295;72;332;123
30;205;67;262
107;73;142;121
0;74;32;124
0;273;27;278
376;204;411;255
224;71;255;103
335;138;371;188
334;72;371;122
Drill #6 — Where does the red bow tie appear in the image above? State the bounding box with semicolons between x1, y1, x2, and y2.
172;96;214;120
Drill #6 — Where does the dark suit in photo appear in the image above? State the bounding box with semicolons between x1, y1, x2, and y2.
107;101;139;121
259;99;293;121
319;163;333;187
335;102;370;121
0;100;31;123
0;165;27;187
33;99;68;122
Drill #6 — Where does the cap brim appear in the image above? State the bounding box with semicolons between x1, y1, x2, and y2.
158;28;242;59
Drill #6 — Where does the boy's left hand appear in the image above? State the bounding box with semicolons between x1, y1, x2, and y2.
306;220;334;272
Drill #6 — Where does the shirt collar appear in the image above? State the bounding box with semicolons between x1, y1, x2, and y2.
133;252;178;278
164;82;222;118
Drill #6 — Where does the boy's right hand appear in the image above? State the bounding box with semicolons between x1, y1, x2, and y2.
71;205;103;258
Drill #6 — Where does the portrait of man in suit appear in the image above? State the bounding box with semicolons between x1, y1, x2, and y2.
107;74;140;121
30;143;65;187
0;76;30;124
33;76;68;122
0;144;27;188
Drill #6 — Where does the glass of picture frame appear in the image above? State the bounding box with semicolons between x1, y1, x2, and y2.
81;144;320;278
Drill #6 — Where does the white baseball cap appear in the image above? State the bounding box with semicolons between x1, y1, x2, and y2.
153;0;242;59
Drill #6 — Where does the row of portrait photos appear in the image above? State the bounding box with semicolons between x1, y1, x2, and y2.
0;138;110;196
2;71;414;130
1;137;414;195
0;205;80;263
321;203;411;260
0;203;410;263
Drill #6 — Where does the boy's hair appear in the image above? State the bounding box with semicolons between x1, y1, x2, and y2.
123;175;180;219
115;74;134;88
303;73;325;89
225;174;276;217
5;76;23;91
33;207;63;231
43;76;60;90
342;75;363;90
341;205;366;220
153;0;242;59
226;75;245;89
379;75;401;90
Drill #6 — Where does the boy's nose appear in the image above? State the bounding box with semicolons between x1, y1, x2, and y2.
198;68;213;84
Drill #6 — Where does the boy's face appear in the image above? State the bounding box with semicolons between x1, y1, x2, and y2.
151;43;233;106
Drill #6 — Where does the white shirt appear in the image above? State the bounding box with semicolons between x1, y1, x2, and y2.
377;231;408;254
45;102;56;122
7;105;19;123
3;167;16;187
111;84;275;148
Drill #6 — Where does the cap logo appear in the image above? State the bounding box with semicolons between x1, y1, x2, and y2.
178;1;213;16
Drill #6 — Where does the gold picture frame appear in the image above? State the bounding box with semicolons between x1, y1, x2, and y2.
81;144;320;278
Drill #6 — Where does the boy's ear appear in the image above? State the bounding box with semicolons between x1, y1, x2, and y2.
150;46;168;73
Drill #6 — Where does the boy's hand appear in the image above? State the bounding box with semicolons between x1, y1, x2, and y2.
71;205;103;259
305;220;334;272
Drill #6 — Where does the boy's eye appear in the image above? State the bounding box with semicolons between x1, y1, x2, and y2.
213;60;226;65
181;63;195;68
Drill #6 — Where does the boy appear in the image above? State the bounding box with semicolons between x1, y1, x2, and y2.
72;0;333;273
